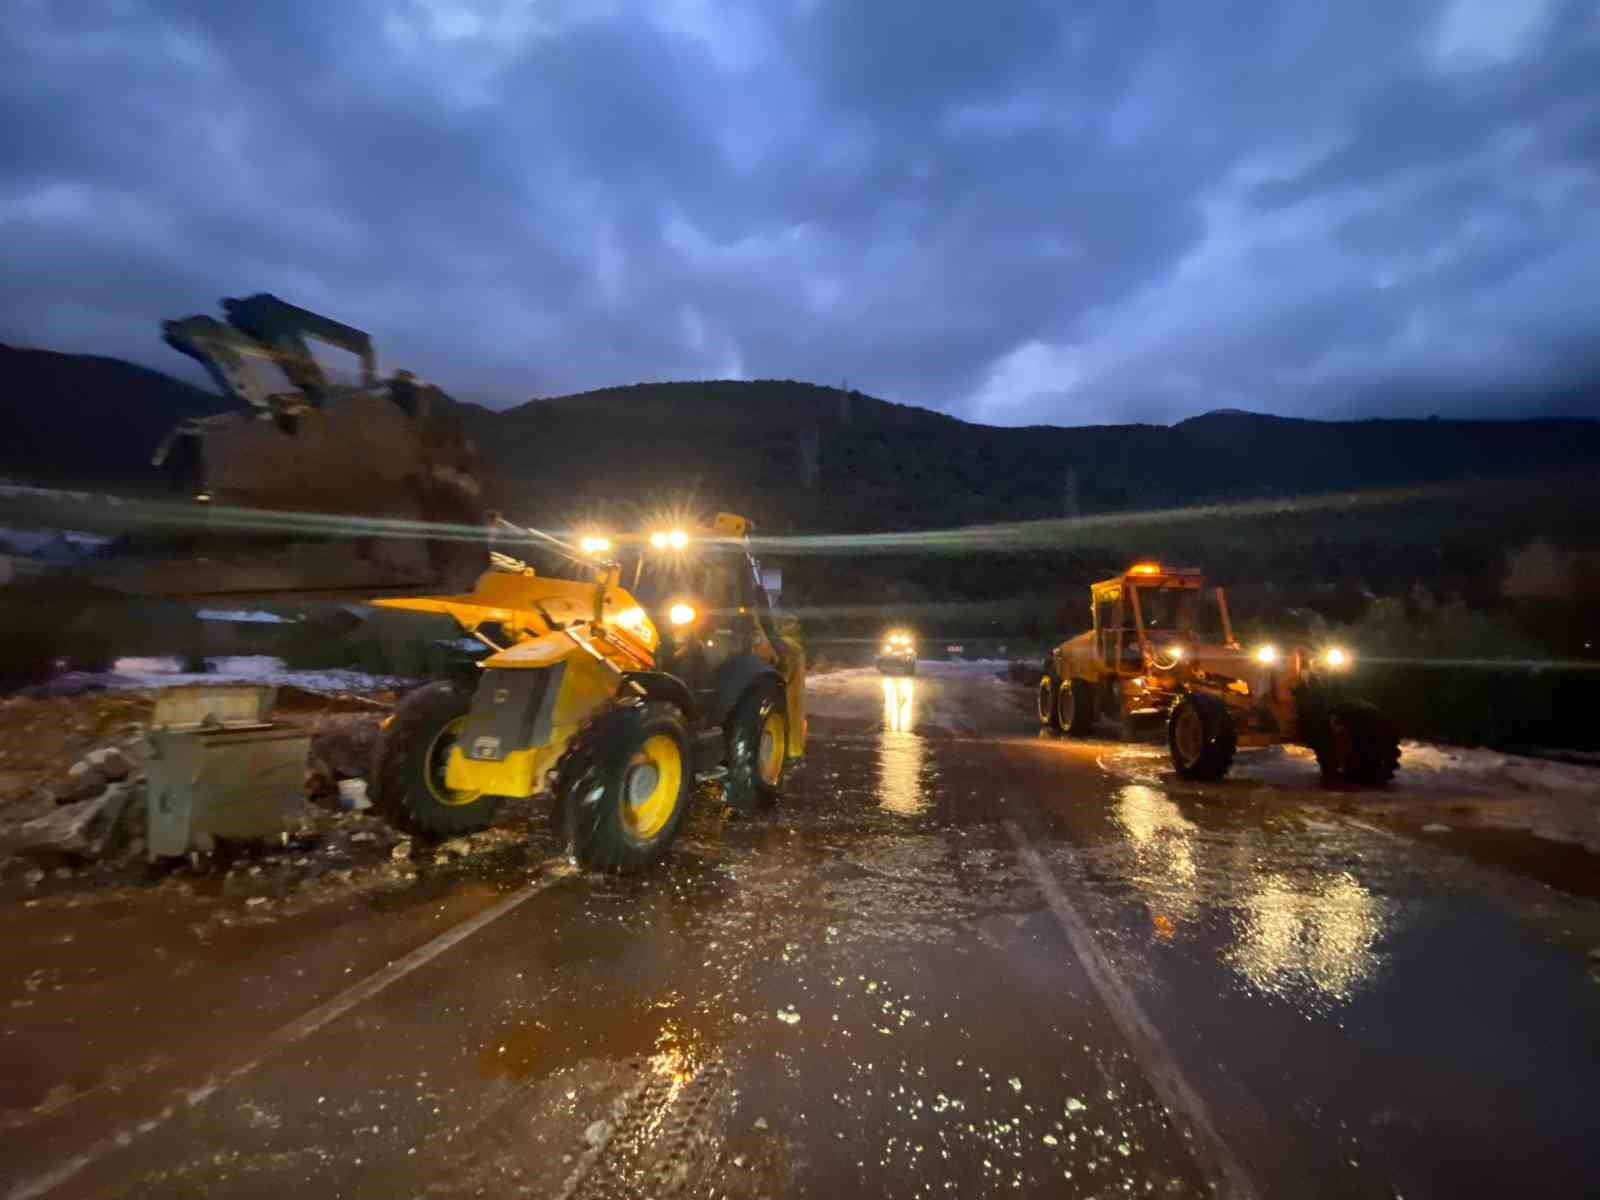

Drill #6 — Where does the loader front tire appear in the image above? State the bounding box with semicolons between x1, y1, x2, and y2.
1168;692;1237;781
724;680;788;813
372;681;506;837
1314;700;1401;786
558;702;690;872
1038;673;1062;730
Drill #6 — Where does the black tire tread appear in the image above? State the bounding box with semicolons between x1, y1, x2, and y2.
1061;677;1095;735
1315;699;1401;786
371;680;505;837
723;680;787;813
555;701;690;872
1168;692;1237;781
1038;672;1062;731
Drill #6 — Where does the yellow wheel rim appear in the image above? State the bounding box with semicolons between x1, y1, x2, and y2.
758;709;786;786
622;734;683;841
425;717;485;807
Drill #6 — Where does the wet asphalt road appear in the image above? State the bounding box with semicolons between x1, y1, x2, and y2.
4;662;1600;1199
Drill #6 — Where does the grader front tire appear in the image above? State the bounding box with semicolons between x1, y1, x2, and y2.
1315;700;1401;786
1168;693;1237;781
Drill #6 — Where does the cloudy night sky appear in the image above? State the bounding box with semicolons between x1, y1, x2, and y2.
3;0;1599;426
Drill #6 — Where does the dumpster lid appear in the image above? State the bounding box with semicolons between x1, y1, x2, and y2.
150;683;278;731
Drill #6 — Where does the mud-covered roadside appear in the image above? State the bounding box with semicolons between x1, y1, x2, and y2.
0;685;552;916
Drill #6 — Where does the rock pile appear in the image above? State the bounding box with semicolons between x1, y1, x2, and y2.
19;727;151;861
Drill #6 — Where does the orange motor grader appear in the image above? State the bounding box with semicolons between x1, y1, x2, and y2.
1039;563;1399;784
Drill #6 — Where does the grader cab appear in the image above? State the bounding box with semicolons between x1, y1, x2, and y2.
371;511;806;871
1040;563;1399;785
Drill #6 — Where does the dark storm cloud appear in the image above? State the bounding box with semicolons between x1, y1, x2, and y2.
2;0;1597;424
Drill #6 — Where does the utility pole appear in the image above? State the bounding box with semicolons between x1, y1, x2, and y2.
798;428;821;488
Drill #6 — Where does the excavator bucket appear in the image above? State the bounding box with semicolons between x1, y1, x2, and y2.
102;294;489;599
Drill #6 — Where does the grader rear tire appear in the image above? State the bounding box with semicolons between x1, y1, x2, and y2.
371;681;506;837
1038;674;1062;731
1058;678;1095;735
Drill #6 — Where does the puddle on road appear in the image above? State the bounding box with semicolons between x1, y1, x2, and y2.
1227;870;1385;1007
1100;781;1391;1012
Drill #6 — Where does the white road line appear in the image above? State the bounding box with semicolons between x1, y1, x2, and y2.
5;865;571;1200
1003;820;1260;1200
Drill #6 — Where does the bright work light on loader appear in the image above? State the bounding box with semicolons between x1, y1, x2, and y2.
1255;644;1279;665
579;535;611;556
650;529;690;551
668;602;697;626
1323;646;1350;668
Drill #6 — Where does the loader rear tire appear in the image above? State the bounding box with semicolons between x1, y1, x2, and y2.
1314;700;1400;786
1058;678;1094;735
557;702;690;872
1168;692;1237;781
372;681;506;837
1038;674;1062;731
724;680;788;813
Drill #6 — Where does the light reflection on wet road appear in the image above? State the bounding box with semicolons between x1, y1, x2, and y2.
2;661;1598;1199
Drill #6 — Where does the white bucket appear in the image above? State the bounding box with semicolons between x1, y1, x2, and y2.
338;778;371;811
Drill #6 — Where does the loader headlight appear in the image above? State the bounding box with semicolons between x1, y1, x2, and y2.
579;535;610;556
1254;643;1279;665
610;605;655;645
668;602;697;626
1323;646;1351;669
651;529;690;551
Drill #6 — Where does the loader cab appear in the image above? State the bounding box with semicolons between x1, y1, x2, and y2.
631;514;787;717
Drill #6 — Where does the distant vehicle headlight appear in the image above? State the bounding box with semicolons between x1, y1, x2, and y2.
1254;644;1279;665
668;602;697;626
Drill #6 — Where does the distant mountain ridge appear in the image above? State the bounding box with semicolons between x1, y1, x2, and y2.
3;344;1599;539
0;344;222;490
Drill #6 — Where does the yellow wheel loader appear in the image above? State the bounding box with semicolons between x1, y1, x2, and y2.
369;512;807;871
1041;563;1399;785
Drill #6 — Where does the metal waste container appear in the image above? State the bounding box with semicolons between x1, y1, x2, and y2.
144;684;311;859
